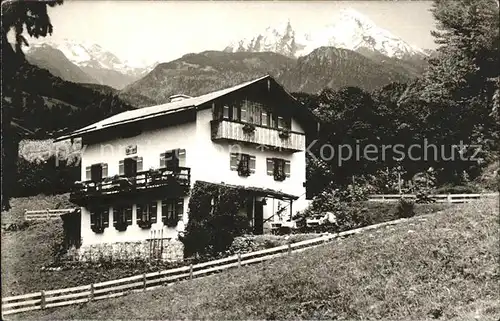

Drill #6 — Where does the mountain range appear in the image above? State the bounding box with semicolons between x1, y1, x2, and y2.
20;8;430;109
224;8;427;60
24;40;157;89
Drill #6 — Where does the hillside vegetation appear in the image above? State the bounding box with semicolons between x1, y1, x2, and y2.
13;199;499;320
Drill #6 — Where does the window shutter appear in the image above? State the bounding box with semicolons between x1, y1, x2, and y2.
178;149;186;167
136;204;142;224
241;105;247;122
85;166;91;180
266;158;274;175
160;153;166;168
249;155;256;174
161;200;167;222
90;210;96;228
119;160;124;175
136;157;143;172
151;202;157;223
103;207;109;228
102;163;108;177
223;105;230;119
285;160;291;178
230;153;239;171
176;198;184;221
126;207;132;224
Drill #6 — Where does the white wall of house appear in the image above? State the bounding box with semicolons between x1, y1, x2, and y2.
193;108;309;219
79;106;310;246
79;121;195;246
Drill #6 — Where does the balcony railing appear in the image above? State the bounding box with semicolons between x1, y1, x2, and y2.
210;120;305;152
70;167;190;204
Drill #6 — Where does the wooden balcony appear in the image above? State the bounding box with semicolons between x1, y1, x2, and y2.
210;120;305;152
70;167;191;206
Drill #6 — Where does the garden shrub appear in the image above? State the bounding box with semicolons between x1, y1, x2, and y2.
182;181;250;259
396;198;415;218
435;184;480;194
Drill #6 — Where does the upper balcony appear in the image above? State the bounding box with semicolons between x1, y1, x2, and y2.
210;120;305;152
70;167;191;206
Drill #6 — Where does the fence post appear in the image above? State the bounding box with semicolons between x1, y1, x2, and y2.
46;209;50;219
447;194;452;203
237;253;241;268
189;264;193;279
143;273;147;290
288;243;292;255
40;290;46;309
89;284;94;301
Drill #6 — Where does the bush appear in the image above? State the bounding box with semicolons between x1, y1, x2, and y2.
396;199;415;218
182;182;250;259
435;184;480;194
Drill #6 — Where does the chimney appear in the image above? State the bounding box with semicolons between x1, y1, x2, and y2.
169;94;192;102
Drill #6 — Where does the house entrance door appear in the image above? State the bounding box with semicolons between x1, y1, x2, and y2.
254;200;264;235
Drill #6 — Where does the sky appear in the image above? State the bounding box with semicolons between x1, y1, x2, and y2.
32;1;437;67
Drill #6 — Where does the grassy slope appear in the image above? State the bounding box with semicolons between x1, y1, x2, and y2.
13;199;499;321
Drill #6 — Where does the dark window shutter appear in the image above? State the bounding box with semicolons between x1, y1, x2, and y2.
126;206;132;224
119;160;124;175
285;160;291;178
249;155;256;174
266;158;274;175
102;207;109;228
85;167;91;180
230;153;239;171
136;204;142;224
176;198;184;221
151;202;157;223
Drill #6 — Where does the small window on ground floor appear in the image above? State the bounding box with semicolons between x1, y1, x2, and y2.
90;206;109;234
113;205;132;231
162;198;184;227
136;201;158;229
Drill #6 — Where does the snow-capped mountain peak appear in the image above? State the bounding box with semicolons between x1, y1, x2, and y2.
226;8;427;59
224;19;304;58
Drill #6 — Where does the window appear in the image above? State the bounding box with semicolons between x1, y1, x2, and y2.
119;157;143;176
136;202;157;229
160;149;186;169
261;111;268;127
85;163;108;181
113;205;132;231
223;105;230;119
90;206;109;233
266;158;291;181
162;198;184;227
230;153;256;177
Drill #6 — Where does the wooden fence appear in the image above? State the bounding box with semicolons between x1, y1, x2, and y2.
24;209;78;221
368;192;498;203
1;215;418;317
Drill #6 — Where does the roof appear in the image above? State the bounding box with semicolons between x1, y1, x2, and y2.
55;74;316;141
197;181;299;200
56;75;272;141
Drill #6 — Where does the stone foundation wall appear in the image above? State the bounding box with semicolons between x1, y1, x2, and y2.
67;238;184;262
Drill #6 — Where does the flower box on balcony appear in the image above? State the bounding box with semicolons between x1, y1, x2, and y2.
242;123;256;134
278;129;290;139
